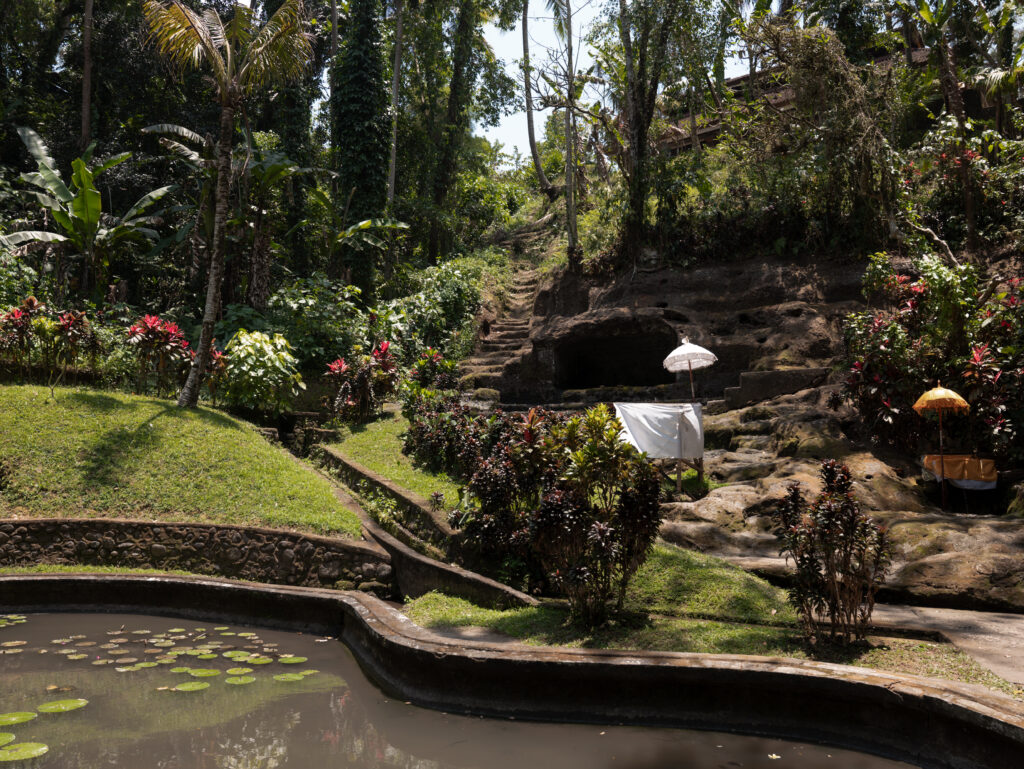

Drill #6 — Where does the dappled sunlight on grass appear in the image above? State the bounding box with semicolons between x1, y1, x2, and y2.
0;384;362;537
626;543;797;625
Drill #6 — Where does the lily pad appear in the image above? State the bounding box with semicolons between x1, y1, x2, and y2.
226;667;253;675
167;628;186;633
0;743;49;762
38;699;88;714
66;654;87;661
169;667;191;674
248;657;273;665
171;682;209;692
273;673;304;682
0;714;35;727
278;656;307;665
299;670;320;677
196;654;217;660
188;669;220;678
225;676;256;685
0;735;13;748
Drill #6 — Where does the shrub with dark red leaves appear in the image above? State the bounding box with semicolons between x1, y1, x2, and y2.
773;460;891;645
126;314;192;395
323;341;401;423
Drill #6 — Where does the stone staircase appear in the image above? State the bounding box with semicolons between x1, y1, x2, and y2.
459;271;539;393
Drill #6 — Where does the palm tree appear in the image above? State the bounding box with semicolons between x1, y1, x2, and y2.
143;0;312;407
547;0;579;268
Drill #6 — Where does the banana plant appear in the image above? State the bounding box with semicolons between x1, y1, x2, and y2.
0;127;174;296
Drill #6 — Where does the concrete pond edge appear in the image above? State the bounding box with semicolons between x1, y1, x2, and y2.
0;573;1021;769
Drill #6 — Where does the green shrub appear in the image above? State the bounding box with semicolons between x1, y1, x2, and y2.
531;405;663;625
222;330;304;415
773;460;891;645
267;274;364;369
841;253;1023;463
377;262;481;363
0;251;37;308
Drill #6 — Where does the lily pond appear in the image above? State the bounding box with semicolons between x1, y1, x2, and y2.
0;611;917;768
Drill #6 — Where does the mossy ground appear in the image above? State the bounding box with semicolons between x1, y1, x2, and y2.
0;385;362;537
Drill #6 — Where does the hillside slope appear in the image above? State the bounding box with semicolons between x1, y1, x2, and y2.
0;385;362;537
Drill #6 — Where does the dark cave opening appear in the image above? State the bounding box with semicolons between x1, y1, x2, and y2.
553;329;677;390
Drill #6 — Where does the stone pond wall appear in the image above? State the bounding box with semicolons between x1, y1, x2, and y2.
0;518;391;591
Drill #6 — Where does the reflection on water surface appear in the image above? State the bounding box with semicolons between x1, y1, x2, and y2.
0;612;917;768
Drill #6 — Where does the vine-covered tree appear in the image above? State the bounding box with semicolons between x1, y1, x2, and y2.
331;0;390;295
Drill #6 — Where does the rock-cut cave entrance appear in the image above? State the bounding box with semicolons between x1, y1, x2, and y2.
553;324;677;390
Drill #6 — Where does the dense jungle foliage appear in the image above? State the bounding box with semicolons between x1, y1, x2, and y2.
0;0;1021;409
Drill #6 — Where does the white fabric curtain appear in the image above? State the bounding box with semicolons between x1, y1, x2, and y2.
613;403;704;460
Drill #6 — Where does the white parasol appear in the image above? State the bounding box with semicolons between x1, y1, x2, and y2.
663;338;717;399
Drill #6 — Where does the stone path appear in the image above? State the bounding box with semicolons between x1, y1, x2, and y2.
458;270;538;391
870;604;1024;685
719;555;1024;685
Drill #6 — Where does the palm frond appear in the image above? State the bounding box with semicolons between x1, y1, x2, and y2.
143;0;229;89
92;152;132;177
237;0;312;94
545;0;568;40
122;185;175;223
224;2;256;52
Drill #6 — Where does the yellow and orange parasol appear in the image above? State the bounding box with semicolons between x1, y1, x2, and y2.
913;384;969;507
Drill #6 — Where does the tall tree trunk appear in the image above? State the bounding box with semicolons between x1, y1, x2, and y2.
618;0;644;264
523;0;552;195
179;102;235;408
936;33;977;252
80;0;94;149
564;0;579;270
427;0;476;264
688;87;702;154
387;0;404;208
616;0;679;265
248;208;271;312
331;0;339;57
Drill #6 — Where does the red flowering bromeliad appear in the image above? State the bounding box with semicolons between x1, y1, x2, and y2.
323;341;400;423
126;315;192;396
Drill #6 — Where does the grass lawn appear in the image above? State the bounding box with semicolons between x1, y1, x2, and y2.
404;591;1023;700
624;544;797;624
0;385;362;537
331;410;463;507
